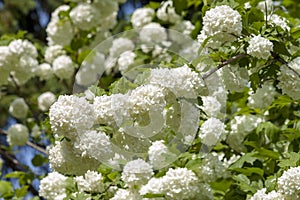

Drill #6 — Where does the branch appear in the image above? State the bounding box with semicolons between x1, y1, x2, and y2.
272;53;300;79
202;54;248;80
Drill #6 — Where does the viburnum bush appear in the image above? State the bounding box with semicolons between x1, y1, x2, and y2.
0;0;300;199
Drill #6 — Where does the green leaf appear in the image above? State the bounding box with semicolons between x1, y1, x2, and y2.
232;174;256;193
231;167;264;177
173;0;188;14
16;186;29;198
278;152;300;168
210;179;233;195
147;1;161;9
272;41;291;57
256;122;279;143
0;181;13;197
109;77;138;94
32;154;48;167
143;193;165;198
229;152;258;169
107;171;120;181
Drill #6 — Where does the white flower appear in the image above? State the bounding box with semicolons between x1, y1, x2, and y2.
70;3;101;30
121;159;153;188
244;2;251;9
111;189;142;200
109;38;135;58
48;140;99;175
74;130;113;162
199;118;226;146
201;96;221;117
267;14;290;31
199;5;242;46
46;5;74;46
139;23;167;44
250;188;284;200
34;63;53;80
9;98;29;119
52;55;76;79
148;140;176;169
247;35;273;59
0;46;12;86
277;166;300;199
248;82;277;109
131;8;154;28
44;45;66;64
157;0;181;23
118;51;136;72
257;0;273;14
7;124;29;146
149;65;205;98
8;39;37;58
277;57;300;100
93;95;115;125
39;172;68;200
74;170;104;193
49;95;95;139
38;92;57;111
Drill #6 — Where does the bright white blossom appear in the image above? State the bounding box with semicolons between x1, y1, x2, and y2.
149;65;205;98
157;0;181;23
250;188;284;200
70;3;101;30
118;51;136;72
257;0;273;14
200;96;221;117
9;98;29;119
48;140;99;175
34;63;53;80
247;35;273;59
148;140;176;169
52;55;76;79
49;95;95;139
199;118;226;146
109;37;135;58
74;170;104;193
7;124;29;146
277;166;300;199
38;92;57;111
139;23;167;44
39;172;68;200
277;57;300;100
131;8;155;28
111;189;142;200
121;159;153;188
44;45;66;64
268;14;290;31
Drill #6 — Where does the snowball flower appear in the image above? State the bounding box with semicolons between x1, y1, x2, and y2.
268;14;290;31
70;3;101;30
109;37;135;58
277;166;300;199
257;0;273;13
148;140;176;169
38;92;56;111
39;172;68;200
247;35;273;59
44;45;66;64
52;55;76;79
48;140;99;175
111;189;142;200
34;63;53;80
49;95;95;139
118;51;136;72
157;0;181;23
149;65;205;98
121;159;153;188
9;98;29;119
74;170;104;193
199;118;226;146
7;124;29;146
139;22;167;44
201;96;221;117
277;57;300;100
131;7;154;28
250;188;284;200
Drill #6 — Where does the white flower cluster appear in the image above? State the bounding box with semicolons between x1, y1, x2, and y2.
121;159;153;188
44;45;66;64
118;51;136;72
149;65;205;98
200;96;221;117
74;170;104;193
250;188;284;200
46;5;74;46
257;0;273;14
140;168;213;200
248;82;277;109
52;55;76;79
109;37;135;58
111;189;141;200
268;14;290;31
49;95;95;139
131;8;155;28
139;22;167;44
277;166;300;199
227;115;263;151
157;0;181;23
199;117;226;146
277;57;300;100
70;3;101;30
247;35;273;59
198;5;242;47
6;124;29;146
38;92;56;111
9;98;28;119
39;172;68;200
48;140;99;175
148;140;176;169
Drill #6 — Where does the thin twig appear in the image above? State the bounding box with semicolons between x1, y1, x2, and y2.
202;54;248;80
273;53;300;79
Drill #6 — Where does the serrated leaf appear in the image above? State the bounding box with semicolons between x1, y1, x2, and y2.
231;167;264;177
272;41;291;57
278;152;300;168
229;152;258;169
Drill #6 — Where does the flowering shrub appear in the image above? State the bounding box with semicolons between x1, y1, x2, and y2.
0;0;300;200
